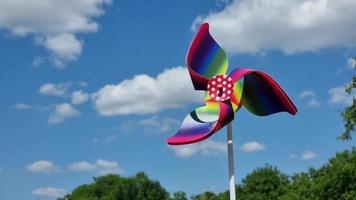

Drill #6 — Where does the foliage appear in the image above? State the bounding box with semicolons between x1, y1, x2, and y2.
171;191;188;200
61;149;356;200
60;172;169;200
340;57;356;140
236;165;290;200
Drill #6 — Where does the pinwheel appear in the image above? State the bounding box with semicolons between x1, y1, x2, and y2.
166;23;297;199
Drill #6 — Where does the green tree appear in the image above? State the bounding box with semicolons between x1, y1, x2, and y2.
339;57;356;140
193;165;290;200
171;191;188;200
62;172;169;200
282;148;356;200
237;165;290;200
311;148;356;200
280;172;315;200
191;191;218;200
60;149;356;200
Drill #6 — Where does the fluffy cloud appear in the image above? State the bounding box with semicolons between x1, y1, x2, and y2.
290;150;318;160
68;161;97;172
139;116;180;133
39;82;88;99
170;140;226;158
71;90;89;105
32;187;66;198
93;135;117;144
92;67;203;116
48;103;80;124
68;160;123;175
39;82;71;97
329;86;354;106
13;103;31;110
26;160;58;174
347;57;356;69
301;150;318;160
289;154;297;159
96;159;124;175
240;141;266;153
299;90;321;108
0;0;112;67
193;0;356;54
40;34;82;66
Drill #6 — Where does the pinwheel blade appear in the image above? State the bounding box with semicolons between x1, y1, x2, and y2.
167;100;234;145
186;23;228;90
230;68;297;116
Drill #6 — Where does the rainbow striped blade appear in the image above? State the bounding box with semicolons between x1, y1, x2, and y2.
167;100;234;145
229;68;297;116
186;23;228;90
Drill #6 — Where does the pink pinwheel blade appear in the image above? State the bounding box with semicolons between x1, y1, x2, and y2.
167;100;234;145
186;23;228;90
230;68;297;116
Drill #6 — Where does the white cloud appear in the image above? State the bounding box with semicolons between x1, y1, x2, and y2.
347;57;356;69
39;82;88;98
193;0;356;54
170;140;226;158
139;116;180;133
13;103;31;110
0;0;112;67
308;98;321;107
33;56;46;67
48;103;80;124
299;90;321;108
39;82;71;97
26;160;58;174
329;86;354;106
39;34;82;67
92;67;203;116
71;90;89;105
96;159;124;175
93;135;117;144
68;161;97;172
301;150;318;160
67;160;123;175
299;90;316;99
289;154;297;159
32;187;66;198
240;141;266;153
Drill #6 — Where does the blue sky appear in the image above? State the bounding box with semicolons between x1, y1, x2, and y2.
0;0;355;199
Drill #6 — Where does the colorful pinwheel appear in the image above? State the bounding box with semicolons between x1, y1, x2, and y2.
166;23;297;145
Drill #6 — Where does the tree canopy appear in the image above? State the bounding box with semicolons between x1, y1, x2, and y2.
339;57;356;140
60;148;356;200
60;172;169;200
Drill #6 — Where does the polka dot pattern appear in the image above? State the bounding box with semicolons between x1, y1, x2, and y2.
207;74;234;101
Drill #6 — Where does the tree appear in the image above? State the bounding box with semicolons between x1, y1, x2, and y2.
62;172;169;200
279;172;315;200
237;165;290;200
311;148;356;200
339;57;356;140
191;191;218;200
61;149;356;200
282;148;356;200
171;191;188;200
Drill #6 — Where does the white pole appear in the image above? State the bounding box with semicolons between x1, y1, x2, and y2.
227;123;236;200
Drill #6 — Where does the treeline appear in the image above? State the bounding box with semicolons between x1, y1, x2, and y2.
60;148;356;200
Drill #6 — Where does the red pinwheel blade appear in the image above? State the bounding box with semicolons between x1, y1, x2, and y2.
186;23;228;90
167;100;234;145
230;68;297;116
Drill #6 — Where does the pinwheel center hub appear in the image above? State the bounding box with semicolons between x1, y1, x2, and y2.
207;75;234;101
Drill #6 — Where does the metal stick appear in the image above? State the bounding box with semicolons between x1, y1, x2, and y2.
227;123;236;200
